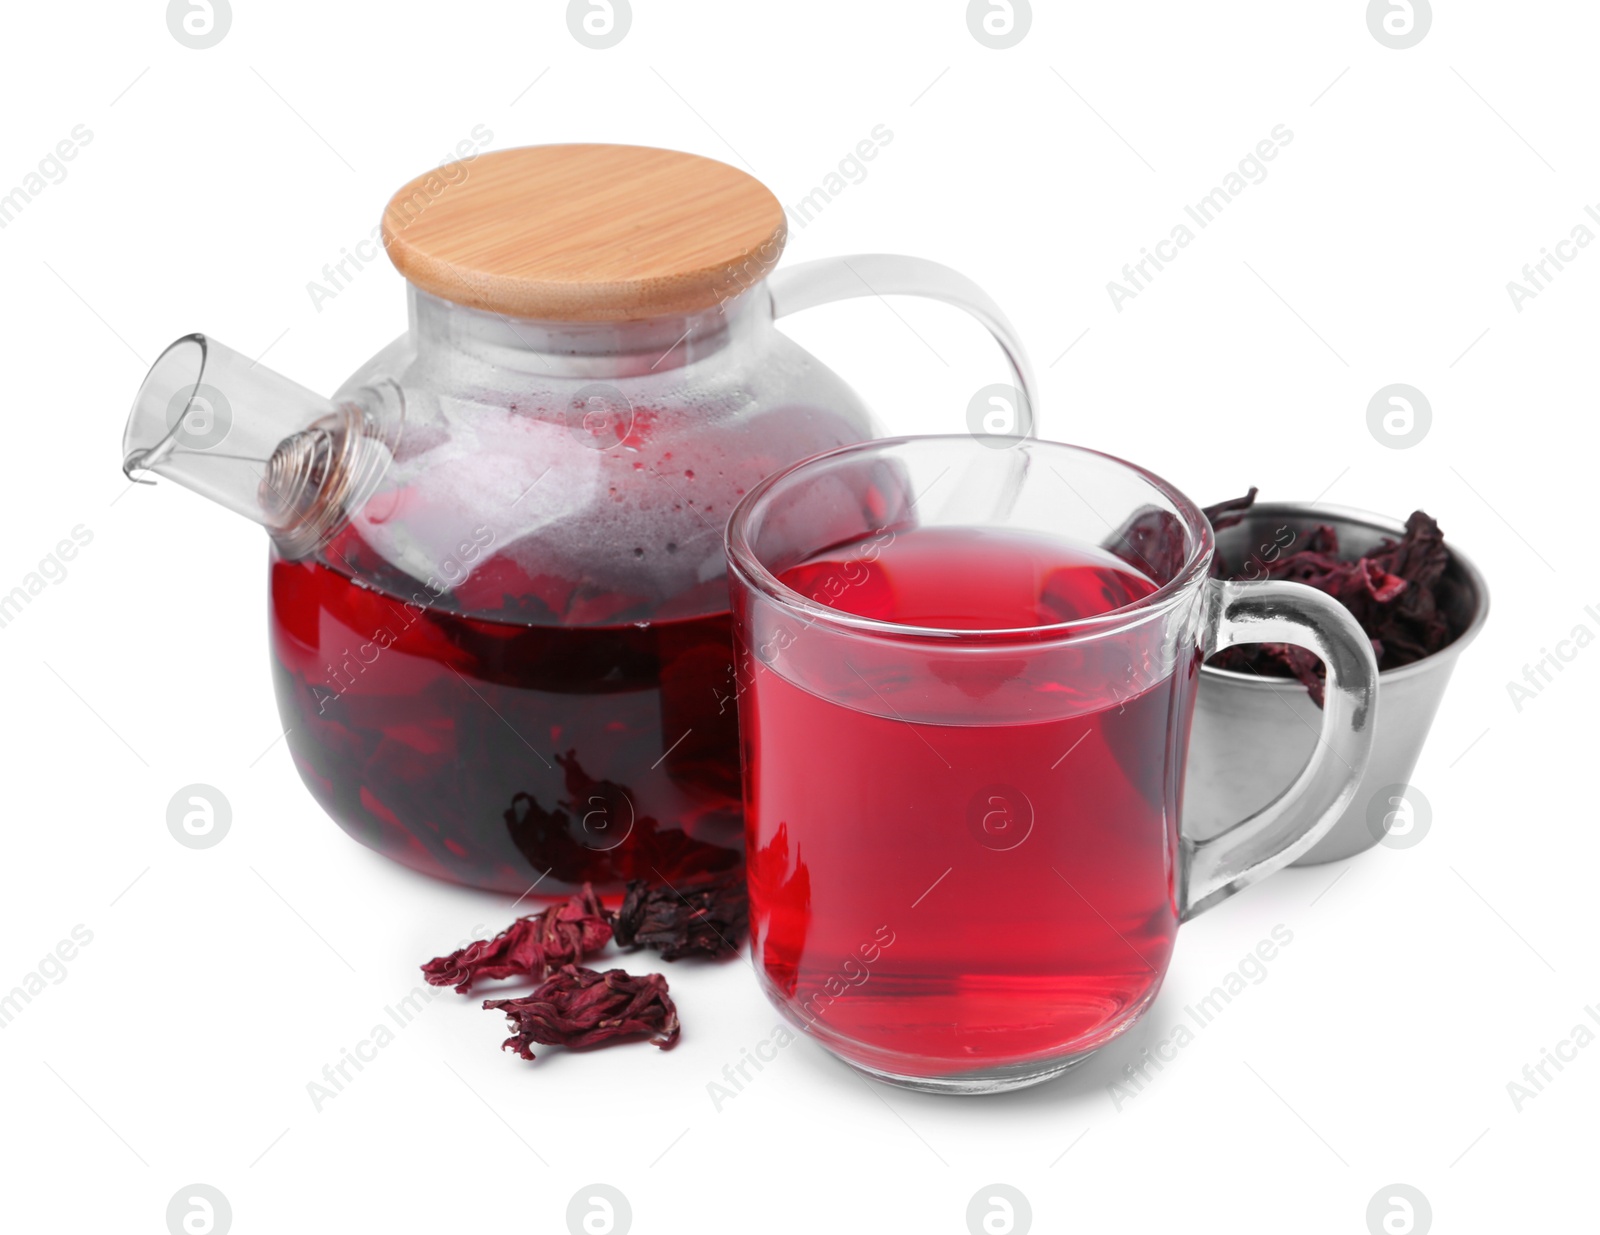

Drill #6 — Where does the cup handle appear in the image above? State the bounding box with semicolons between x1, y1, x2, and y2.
767;255;1038;436
1182;578;1381;919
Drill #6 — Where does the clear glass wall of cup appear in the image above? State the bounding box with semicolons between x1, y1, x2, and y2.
725;436;1379;1093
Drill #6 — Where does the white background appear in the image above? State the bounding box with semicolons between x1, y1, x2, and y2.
1;2;1594;1232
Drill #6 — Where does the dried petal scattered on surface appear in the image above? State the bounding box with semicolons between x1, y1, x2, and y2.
611;870;749;960
484;965;680;1061
421;885;612;992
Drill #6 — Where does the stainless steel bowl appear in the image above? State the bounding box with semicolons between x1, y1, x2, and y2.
1183;502;1489;865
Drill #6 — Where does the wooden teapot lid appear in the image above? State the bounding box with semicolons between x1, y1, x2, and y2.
381;144;787;322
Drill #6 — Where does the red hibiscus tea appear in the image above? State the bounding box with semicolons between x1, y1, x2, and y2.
738;524;1196;1081
270;520;743;898
731;436;1383;1091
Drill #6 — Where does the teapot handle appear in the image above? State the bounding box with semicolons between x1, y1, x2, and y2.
767;255;1038;436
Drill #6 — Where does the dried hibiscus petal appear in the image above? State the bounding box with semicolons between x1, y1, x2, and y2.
1219;640;1331;705
484;965;680;1060
1204;494;1459;704
421;885;611;993
612;870;748;960
1202;486;1259;532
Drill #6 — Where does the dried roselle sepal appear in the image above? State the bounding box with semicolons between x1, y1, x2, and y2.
485;965;680;1061
1205;497;1460;703
1367;511;1453;666
1201;487;1259;532
503;753;743;887
421;885;611;993
1213;640;1332;705
612;870;748;960
1103;506;1188;585
1117;489;1262;584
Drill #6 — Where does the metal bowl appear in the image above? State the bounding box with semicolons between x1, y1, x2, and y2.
1182;502;1489;865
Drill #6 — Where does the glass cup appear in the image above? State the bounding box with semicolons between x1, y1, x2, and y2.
725;436;1379;1093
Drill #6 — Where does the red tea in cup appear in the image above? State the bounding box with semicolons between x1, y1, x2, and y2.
727;437;1379;1092
749;526;1188;1076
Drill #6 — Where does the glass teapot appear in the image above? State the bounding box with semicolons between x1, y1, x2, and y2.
122;144;1036;897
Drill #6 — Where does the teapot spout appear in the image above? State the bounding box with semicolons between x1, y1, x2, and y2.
123;334;401;558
